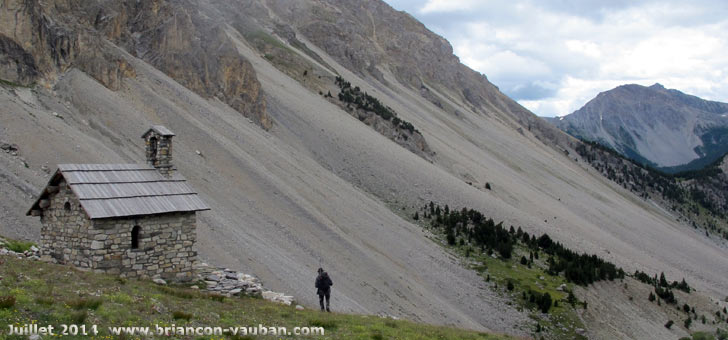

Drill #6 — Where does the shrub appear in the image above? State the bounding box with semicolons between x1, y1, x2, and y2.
648;292;656;302
716;328;728;340
206;293;225;302
70;311;87;324
684;318;692;329
5;240;34;253
0;295;16;308
664;320;674;329
506;281;514;291
36;297;55;305
158;286;198;299
172;311;193;321
67;297;103;310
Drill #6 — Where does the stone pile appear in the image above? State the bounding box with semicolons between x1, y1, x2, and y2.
194;263;296;306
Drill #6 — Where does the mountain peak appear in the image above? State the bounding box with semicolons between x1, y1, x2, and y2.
553;83;728;168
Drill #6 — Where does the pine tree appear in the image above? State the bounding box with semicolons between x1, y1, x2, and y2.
413;212;419;220
539;293;552;313
568;291;577;306
659;272;669;287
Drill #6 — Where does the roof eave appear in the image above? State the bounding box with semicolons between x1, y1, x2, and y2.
26;169;63;216
87;207;210;220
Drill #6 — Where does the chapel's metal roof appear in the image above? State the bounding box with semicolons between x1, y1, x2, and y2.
27;164;209;219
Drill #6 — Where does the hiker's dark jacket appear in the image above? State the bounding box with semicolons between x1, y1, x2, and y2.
315;272;333;295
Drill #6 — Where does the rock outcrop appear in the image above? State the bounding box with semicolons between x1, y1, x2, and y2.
0;0;270;129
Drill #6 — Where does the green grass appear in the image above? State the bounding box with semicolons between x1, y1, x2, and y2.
688;331;717;340
4;240;35;253
469;246;587;340
418;223;589;340
0;255;516;339
245;30;295;54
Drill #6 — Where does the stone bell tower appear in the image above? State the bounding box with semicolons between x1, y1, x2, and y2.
142;125;175;178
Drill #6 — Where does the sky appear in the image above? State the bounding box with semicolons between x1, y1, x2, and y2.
383;0;728;117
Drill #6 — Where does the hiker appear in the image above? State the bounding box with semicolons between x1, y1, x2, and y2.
315;267;333;312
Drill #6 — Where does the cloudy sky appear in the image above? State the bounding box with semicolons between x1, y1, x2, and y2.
384;0;728;117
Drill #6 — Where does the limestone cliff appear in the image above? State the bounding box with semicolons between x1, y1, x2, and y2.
0;0;269;129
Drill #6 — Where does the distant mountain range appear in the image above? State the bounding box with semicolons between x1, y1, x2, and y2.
547;84;728;172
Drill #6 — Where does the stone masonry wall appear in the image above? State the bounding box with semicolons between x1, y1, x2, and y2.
92;212;197;281
40;179;197;281
39;179;93;265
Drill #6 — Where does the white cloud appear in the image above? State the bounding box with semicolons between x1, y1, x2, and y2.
420;0;482;13
386;0;728;116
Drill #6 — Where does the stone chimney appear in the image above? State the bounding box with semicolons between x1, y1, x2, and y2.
142;125;175;178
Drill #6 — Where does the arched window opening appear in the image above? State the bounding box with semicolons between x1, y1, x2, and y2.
148;136;158;162
63;202;71;211
131;226;141;249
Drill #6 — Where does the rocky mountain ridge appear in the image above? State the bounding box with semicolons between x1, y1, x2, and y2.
550;83;728;169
